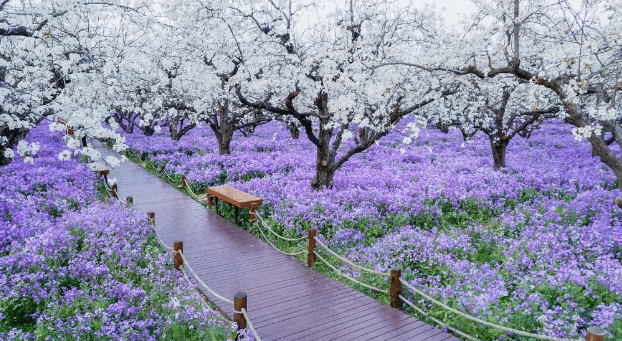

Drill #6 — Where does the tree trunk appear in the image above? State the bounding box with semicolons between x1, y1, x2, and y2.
288;123;300;139
142;126;155;136
209;114;234;155
310;125;336;190
126;119;134;134
217;133;232;155
311;157;335;190
0;147;10;166
490;137;509;170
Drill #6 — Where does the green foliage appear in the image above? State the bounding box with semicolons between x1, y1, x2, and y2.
0;298;39;333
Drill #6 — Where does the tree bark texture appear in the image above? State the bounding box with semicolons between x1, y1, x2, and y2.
490;137;509;170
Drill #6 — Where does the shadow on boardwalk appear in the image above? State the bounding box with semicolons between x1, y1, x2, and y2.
93;141;458;341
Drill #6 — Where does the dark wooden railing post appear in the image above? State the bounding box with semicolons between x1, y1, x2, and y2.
390;268;403;309
126;196;133;207
307;229;317;267
181;175;187;190
249;203;257;226
173;241;183;271
147;212;155;224
234;292;247;330
586;327;606;341
111;184;118;199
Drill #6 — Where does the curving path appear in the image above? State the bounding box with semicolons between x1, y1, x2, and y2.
93;140;459;341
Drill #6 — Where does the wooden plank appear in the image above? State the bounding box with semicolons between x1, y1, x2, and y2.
326;308;417;341
270;300;380;340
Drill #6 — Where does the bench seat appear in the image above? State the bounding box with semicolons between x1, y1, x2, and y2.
206;185;262;225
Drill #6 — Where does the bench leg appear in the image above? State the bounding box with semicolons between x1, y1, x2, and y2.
249;203;257;227
234;206;239;225
215;197;219;214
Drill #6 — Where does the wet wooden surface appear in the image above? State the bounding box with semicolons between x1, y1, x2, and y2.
93;141;458;341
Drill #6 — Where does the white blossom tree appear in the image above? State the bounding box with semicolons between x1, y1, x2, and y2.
425;76;563;169
1;0;152;164
378;0;622;196
236;0;459;189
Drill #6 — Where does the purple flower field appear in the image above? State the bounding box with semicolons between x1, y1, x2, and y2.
123;119;622;339
0;122;243;340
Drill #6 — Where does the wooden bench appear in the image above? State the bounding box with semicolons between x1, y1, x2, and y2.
206;185;262;226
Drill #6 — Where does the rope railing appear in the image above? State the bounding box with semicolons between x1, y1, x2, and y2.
256;223;306;256
313;250;389;294
398;294;481;341
234;308;262;341
132;151;148;166
163;170;183;188
180;266;218;315
178;250;234;305
154;231;174;250
399;278;582;341
313;237;390;277
186;183;208;202
255;211;307;242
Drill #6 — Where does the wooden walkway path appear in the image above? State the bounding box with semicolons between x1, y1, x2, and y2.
94;142;458;341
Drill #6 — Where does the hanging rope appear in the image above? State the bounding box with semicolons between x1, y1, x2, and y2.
180;266;217;314
186;183;208;202
178;250;234;305
256;224;306;256
255;212;306;242
399;279;582;341
313;237;390;277
398;294;481;341
233;308;262;341
153;231;174;250
313;251;388;294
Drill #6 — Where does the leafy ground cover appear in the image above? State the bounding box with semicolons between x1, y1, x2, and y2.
123;119;622;340
0;122;246;340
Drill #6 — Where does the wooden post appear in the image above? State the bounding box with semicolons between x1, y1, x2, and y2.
249;203;257;226
234;206;239;225
66;128;74;136
126;196;133;207
101;169;109;183
586;327;606;341
307;229;317;267
159;165;165;176
234;292;247;331
181;175;186;190
390;269;403;309
207;195;213;209
173;241;183;271
147;212;155;224
111;184;118;199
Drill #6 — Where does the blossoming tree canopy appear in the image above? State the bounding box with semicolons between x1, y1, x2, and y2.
234;0;460;189
424;75;563;169
377;0;622;190
0;0;152;165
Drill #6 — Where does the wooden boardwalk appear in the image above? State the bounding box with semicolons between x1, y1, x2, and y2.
94;142;458;341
